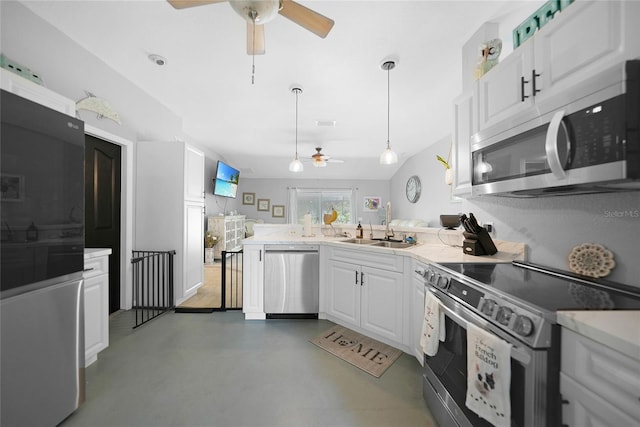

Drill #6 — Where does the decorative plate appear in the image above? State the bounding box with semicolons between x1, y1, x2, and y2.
567;243;616;278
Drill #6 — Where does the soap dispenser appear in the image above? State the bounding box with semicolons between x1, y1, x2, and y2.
356;221;363;239
26;222;38;241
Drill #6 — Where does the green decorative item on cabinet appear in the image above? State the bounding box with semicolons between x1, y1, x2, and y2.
0;54;44;85
513;0;575;48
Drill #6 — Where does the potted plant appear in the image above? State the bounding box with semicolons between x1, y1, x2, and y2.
437;155;453;185
204;231;218;264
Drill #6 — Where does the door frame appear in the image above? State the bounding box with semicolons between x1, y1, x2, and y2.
85;124;134;310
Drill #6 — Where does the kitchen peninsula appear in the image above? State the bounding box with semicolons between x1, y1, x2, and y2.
242;223;526;361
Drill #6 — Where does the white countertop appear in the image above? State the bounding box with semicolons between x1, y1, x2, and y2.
557;310;640;361
242;233;526;264
84;248;112;259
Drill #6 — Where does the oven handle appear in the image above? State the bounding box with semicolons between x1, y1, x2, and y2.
431;291;532;365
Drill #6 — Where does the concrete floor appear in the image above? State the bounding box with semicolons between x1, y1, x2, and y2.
61;310;438;427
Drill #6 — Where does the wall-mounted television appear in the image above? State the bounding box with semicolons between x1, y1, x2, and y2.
213;160;240;198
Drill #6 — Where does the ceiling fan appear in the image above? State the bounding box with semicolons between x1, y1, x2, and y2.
167;0;335;55
306;147;344;168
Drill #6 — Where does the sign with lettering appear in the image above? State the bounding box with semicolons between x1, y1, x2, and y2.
513;0;575;48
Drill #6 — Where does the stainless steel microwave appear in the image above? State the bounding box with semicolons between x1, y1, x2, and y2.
470;60;639;197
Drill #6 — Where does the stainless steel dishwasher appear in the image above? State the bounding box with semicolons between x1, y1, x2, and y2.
264;244;319;318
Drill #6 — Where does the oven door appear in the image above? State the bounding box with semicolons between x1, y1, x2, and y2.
422;289;559;427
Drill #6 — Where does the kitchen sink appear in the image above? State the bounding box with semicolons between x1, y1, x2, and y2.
341;238;378;245
372;241;414;249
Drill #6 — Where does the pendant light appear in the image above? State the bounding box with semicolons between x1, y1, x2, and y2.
379;60;399;165
289;87;304;172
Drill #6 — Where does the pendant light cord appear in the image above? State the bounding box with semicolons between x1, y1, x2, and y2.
250;11;257;85
295;88;299;158
387;65;390;147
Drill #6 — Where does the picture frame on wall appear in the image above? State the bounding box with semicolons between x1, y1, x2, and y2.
242;192;255;205
363;196;381;211
1;174;25;202
257;198;270;211
272;205;285;218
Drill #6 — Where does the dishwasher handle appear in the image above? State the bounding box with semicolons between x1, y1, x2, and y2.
264;244;320;253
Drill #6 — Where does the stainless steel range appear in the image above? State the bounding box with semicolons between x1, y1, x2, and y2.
415;260;640;427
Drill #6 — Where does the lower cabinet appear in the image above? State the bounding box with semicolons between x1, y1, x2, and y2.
560;328;640;425
326;256;404;345
411;271;426;365
83;249;111;367
242;244;264;319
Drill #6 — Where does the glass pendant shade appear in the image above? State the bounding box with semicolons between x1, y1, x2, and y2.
289;156;304;172
380;143;398;165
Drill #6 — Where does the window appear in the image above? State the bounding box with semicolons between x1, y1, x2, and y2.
289;188;355;225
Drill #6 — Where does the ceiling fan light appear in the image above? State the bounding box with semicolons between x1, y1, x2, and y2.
229;0;280;23
379;145;398;165
289;156;304;172
313;159;327;168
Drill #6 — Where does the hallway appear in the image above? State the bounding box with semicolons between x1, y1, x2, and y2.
62;311;436;427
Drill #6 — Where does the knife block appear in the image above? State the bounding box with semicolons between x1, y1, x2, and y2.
462;229;498;256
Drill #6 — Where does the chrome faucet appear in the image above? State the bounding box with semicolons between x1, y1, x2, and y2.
384;201;394;239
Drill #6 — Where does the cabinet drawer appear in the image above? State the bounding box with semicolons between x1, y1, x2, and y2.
561;328;640;420
328;246;403;272
560;373;638;427
84;255;109;278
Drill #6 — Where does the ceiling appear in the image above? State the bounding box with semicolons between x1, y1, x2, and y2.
21;0;529;180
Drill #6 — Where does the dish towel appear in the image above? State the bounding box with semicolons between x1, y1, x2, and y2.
420;290;445;356
465;323;512;427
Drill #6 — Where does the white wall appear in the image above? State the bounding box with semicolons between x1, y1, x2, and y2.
390;137;640;287
237;178;390;225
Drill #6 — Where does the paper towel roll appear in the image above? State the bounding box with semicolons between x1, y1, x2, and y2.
304;213;312;236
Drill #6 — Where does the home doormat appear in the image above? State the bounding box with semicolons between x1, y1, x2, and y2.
311;325;402;378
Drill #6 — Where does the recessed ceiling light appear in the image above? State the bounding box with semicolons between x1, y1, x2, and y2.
148;54;167;66
316;120;336;127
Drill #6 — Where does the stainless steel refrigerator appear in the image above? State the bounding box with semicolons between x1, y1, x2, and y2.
1;90;86;426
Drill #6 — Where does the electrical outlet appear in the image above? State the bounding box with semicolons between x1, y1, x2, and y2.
484;222;494;233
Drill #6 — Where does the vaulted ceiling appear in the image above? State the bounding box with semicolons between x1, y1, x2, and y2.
21;0;533;179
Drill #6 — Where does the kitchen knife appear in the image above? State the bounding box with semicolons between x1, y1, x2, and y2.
459;214;472;233
469;213;482;233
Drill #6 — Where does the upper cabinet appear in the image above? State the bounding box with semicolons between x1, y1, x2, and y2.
478;1;640;132
1;68;75;117
451;90;477;197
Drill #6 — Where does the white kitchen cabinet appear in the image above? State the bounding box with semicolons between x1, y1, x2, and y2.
560;328;640;425
242;244;264;319
325;247;404;346
136;140;205;304
83;249;111;367
207;215;245;260
451;90;476;197
411;262;427;365
0;68;75;117
478;0;640;132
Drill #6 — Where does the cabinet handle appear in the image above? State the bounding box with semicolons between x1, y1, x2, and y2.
520;76;530;102
360;271;364;286
532;69;541;96
83;268;94;272
355;270;358;285
259;250;262;262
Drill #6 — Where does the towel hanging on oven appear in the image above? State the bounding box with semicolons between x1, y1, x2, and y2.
465;323;512;427
420;291;445;356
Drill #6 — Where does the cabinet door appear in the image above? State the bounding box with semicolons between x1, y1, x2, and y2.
533;1;630;106
478;39;534;131
360;266;404;343
183;201;204;298
184;144;204;202
242;245;264;316
84;273;109;367
411;277;426;365
452;90;476;196
561;373;638;427
326;260;360;326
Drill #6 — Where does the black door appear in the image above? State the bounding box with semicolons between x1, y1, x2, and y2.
85;135;121;314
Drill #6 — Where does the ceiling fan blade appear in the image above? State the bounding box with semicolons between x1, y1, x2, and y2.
278;0;335;38
327;159;344;164
246;22;266;55
167;0;227;9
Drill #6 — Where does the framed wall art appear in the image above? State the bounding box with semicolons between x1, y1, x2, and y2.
242;192;255;205
272;205;285;218
363;196;381;211
257;198;270;212
1;174;24;202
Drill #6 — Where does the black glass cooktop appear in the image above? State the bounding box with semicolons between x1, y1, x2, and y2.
436;261;640;313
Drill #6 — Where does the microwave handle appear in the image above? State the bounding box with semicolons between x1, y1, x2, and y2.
545;110;571;179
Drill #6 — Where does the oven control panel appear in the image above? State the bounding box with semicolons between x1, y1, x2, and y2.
423;264;550;348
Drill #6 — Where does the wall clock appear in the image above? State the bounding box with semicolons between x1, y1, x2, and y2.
406;175;421;203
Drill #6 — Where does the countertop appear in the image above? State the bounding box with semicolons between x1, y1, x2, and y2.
242;233;526;264
557;310;640;361
84;248;112;259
